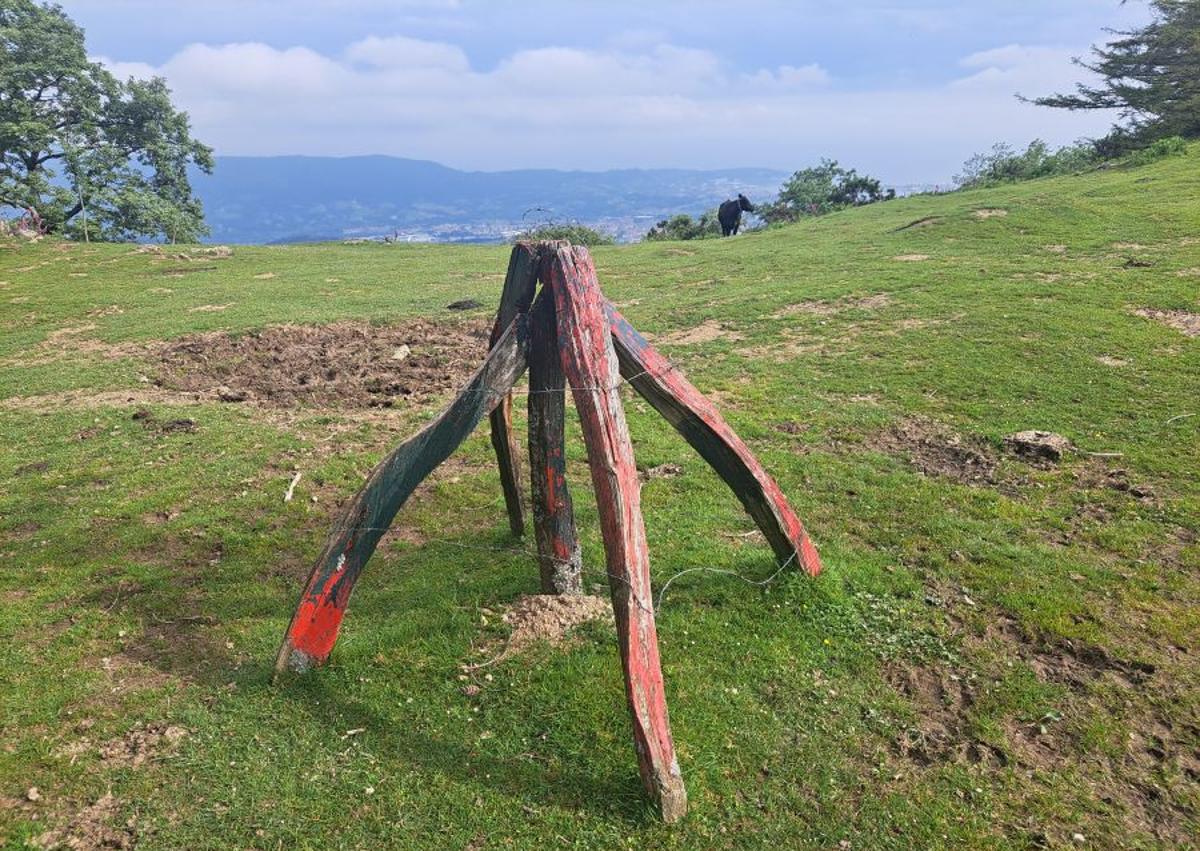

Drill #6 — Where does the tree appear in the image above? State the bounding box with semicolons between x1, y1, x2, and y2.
1029;0;1200;151
0;0;213;241
757;159;892;224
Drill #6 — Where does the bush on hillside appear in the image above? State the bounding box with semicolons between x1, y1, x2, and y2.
513;223;614;246
956;135;1190;190
955;140;1101;189
644;210;722;241
1124;135;1189;166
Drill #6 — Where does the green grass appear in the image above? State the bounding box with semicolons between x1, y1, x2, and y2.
1;148;1198;850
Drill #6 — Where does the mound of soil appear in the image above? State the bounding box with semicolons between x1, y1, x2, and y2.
467;594;612;668
1003;430;1073;464
870;418;997;484
157;319;491;408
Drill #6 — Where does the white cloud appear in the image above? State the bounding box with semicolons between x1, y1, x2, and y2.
100;35;1119;183
344;35;469;71
953;44;1086;92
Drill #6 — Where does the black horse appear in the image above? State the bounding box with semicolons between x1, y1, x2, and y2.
718;193;755;237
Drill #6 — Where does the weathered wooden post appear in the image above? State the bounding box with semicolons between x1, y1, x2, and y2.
273;241;823;822
488;244;539;537
527;290;583;594
544;244;688;820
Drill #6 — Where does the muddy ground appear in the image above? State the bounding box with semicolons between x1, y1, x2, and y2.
155;318;492;408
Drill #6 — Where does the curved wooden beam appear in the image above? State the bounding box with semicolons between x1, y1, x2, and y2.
274;318;530;677
605;302;822;577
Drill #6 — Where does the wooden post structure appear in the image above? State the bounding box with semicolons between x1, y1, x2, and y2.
273;241;823;822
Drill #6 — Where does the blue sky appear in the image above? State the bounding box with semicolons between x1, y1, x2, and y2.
62;0;1149;183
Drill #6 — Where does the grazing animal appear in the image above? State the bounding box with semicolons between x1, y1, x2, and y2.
718;193;755;237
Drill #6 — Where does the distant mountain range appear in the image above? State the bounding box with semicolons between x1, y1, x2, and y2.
191;156;791;245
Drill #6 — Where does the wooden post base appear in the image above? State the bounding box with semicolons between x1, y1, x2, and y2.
273;240;823;823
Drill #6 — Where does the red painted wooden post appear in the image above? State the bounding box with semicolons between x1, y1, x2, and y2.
527;290;584;594
543;244;688;823
488;244;539;537
605;302;822;577
274;318;529;677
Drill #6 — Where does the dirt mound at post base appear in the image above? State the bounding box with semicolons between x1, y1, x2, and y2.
157;319;491;408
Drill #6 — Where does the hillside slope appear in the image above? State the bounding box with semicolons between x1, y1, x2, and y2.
1;148;1197;849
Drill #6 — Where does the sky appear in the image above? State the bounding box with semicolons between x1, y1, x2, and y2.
61;0;1150;184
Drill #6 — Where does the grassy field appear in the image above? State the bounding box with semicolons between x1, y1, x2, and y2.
1;147;1198;850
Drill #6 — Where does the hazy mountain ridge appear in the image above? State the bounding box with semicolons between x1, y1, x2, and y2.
192;156;790;244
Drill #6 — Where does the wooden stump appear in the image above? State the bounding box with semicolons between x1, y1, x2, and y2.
488;244;539;537
544;244;688;823
527;290;583;594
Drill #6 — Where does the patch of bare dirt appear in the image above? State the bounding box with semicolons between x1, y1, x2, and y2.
886;664;1006;768
1;325;147;368
133;244;233;261
1073;461;1157;502
0;388;205;413
773;293;891;318
869;418;997;485
33;793;133;850
1175;268;1200;278
466;594;612;668
972;209;1008;219
1133;308;1200;338
156;318;491;408
652;319;744;346
892;254;930;262
639;462;683;481
1096;355;1129;367
95;722;188;768
956;610;1197;844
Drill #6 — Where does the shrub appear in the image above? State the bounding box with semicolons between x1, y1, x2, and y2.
955;140;1101;189
644;210;722;241
513;223;614;246
1124;135;1189;166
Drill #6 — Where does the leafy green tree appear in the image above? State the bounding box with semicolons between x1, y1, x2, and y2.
1029;0;1200;151
0;0;213;241
644;209;722;241
758;159;892;224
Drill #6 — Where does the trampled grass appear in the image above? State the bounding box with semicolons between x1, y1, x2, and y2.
1;149;1197;849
